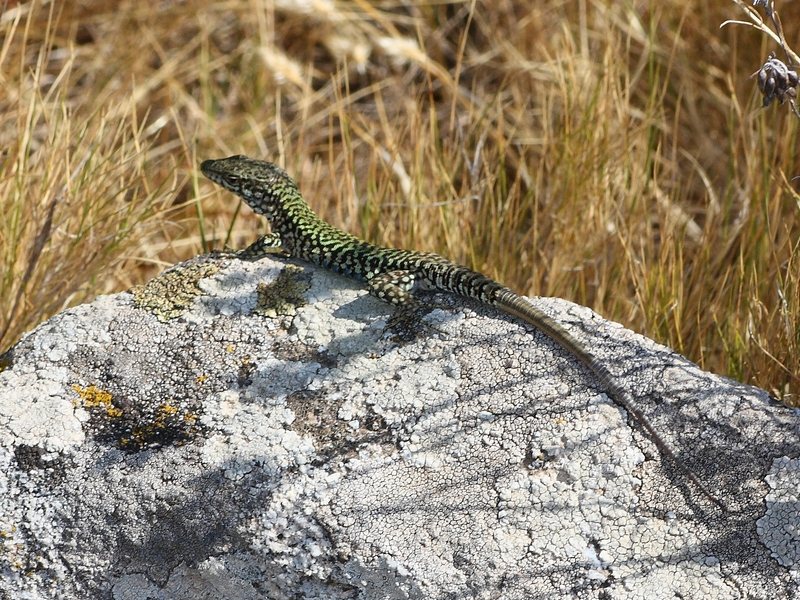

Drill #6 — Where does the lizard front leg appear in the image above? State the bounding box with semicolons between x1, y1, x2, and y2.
236;232;291;260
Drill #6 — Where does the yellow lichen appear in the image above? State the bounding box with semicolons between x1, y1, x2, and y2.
70;380;204;451
71;384;122;418
159;403;178;416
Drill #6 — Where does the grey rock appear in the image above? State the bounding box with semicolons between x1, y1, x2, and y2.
0;254;798;599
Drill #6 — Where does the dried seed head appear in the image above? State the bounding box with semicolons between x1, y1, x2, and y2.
755;53;798;106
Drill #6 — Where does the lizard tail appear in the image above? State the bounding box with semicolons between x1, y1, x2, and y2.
493;290;726;512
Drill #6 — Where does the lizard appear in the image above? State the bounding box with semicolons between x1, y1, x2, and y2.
200;154;724;511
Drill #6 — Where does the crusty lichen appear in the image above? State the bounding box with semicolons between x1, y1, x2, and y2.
2;252;796;598
71;385;202;451
254;264;311;317
119;401;201;451
131;259;220;322
72;384;123;418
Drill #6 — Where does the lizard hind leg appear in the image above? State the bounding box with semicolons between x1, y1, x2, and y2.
366;269;418;306
367;270;434;341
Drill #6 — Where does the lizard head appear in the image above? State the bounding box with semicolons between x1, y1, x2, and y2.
200;155;298;217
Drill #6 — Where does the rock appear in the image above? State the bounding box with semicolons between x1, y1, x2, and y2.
0;253;797;599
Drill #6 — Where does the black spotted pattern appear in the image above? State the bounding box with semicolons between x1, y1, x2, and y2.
201;156;507;304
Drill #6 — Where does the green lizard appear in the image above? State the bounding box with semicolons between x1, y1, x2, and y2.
201;154;723;511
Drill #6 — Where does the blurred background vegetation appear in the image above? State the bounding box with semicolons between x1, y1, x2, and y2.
1;0;798;403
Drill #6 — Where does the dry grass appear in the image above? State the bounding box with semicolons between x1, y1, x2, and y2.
1;0;798;403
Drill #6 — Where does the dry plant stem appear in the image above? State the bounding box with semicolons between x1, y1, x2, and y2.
721;0;800;65
0;192;58;344
763;0;797;65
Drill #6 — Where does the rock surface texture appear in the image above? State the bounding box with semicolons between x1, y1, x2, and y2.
0;254;798;599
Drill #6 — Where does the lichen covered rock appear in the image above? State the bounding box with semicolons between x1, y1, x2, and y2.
0;254;797;599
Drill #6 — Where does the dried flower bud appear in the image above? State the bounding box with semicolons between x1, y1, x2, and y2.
755;53;798;107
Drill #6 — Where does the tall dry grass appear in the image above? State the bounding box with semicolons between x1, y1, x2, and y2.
0;0;797;403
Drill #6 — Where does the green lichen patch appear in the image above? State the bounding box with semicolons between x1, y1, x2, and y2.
255;264;311;318
131;260;220;322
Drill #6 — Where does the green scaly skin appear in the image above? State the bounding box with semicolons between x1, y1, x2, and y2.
201;154;724;511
